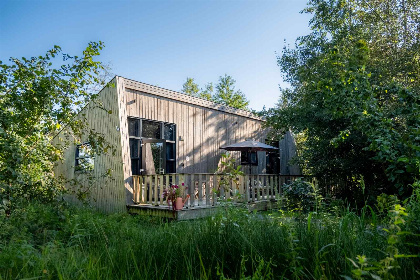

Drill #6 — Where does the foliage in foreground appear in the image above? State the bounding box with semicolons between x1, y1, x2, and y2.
1;192;419;280
0;42;111;206
264;0;420;200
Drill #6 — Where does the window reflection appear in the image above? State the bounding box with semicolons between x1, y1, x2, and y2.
75;143;94;171
142;120;161;139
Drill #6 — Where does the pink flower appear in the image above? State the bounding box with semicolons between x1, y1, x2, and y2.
182;183;185;186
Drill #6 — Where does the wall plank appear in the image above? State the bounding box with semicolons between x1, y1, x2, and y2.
124;82;267;176
52;77;127;213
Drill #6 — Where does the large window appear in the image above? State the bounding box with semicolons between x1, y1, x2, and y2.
128;118;176;175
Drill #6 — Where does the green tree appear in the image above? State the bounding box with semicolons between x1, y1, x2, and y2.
0;42;110;204
181;77;200;96
181;77;213;101
200;82;214;101
213;74;249;110
264;0;420;200
181;75;249;108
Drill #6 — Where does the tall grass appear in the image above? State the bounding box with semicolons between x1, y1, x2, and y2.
0;202;418;279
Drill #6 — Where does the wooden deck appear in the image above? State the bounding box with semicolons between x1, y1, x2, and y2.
128;174;302;219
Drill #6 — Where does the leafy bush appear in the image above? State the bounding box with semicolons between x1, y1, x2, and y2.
375;193;400;217
264;0;420;202
405;181;420;237
281;178;322;212
0;42;111;207
217;153;244;199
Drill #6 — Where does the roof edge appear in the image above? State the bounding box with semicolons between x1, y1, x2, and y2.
117;76;263;121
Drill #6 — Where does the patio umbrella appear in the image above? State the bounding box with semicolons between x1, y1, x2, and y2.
220;140;278;174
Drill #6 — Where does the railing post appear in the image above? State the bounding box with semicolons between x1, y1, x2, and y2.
164;174;169;205
251;175;256;202
237;175;244;202
133;176;138;203
219;175;225;202
140;176;145;203
153;175;158;205
268;175;276;199
262;176;267;200
189;174;195;207
256;175;261;201
277;175;281;197
212;174;217;205
198;174;203;206
205;174;210;206
182;174;188;207
171;174;176;188
158;175;163;205
245;175;250;202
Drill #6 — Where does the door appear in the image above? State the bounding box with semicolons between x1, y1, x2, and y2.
141;139;166;175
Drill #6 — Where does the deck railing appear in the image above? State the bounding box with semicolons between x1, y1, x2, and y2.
132;174;303;207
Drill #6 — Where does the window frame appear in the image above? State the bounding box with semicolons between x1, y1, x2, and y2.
265;140;280;174
241;151;258;166
128;117;176;175
75;142;95;172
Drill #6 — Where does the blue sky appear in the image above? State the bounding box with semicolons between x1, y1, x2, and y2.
0;0;311;111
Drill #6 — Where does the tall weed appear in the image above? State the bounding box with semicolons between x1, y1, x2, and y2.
0;200;418;279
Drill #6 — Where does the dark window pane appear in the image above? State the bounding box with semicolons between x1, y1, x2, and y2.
265;140;279;174
266;152;280;174
129;139;139;158
164;124;175;141
131;159;140;175
241;151;248;164
249;152;258;165
166;143;175;160
241;151;258;166
166;161;176;174
142;120;160;139
128;118;139;137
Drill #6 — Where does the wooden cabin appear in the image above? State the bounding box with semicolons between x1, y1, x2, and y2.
53;76;299;214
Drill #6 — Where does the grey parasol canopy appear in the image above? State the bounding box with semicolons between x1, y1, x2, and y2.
220;140;278;152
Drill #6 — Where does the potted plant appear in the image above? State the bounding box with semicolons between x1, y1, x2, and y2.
162;183;190;211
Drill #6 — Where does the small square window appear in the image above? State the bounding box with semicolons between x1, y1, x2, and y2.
75;143;94;171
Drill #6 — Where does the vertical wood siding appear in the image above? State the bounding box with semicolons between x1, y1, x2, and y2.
53;77;270;212
52;77;127;212
123;79;267;175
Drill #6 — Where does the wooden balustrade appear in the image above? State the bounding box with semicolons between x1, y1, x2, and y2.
132;174;304;207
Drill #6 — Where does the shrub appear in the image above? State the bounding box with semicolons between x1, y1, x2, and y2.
281;178;322;213
375;193;400;217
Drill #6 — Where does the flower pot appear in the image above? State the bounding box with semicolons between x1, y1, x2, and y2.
175;197;184;210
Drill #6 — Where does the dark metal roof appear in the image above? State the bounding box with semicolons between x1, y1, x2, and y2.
220;140;278;152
